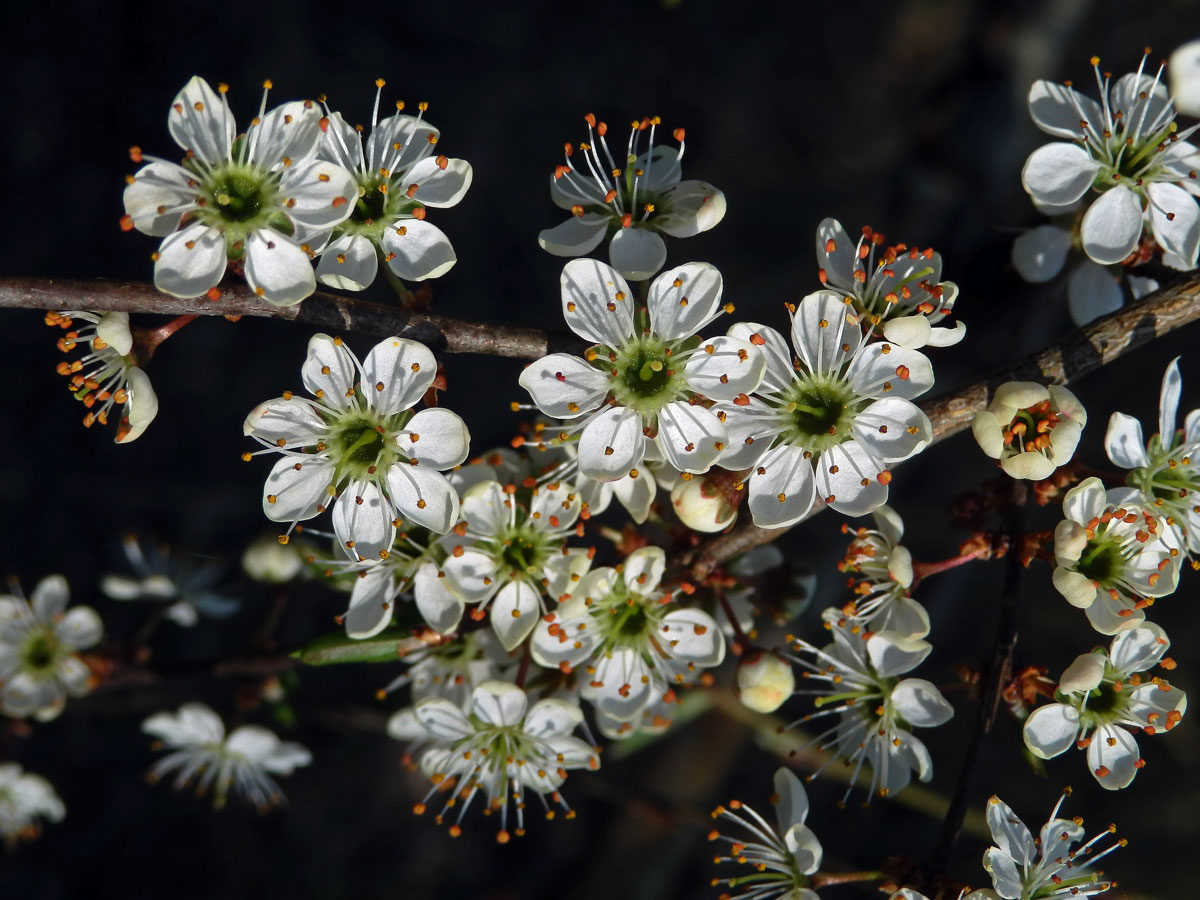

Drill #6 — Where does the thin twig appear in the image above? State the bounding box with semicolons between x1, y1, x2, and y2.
678;268;1200;581
0;276;582;359
923;480;1027;884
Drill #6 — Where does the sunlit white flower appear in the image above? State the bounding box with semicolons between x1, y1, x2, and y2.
383;629;508;714
972;382;1086;480
1010;220;1159;325
46;310;158;443
736;650;795;714
0;575;101;721
981;790;1124;899
1021;53;1200;269
814;218;965;348
314;81;471;289
836;505;928;638
1105;356;1200;553
244;334;470;556
708;767;822;900
1051;477;1179;634
539;114;725;280
785;608;954;801
122;76;357;305
143;703;311;809
519;259;764;482
0;764;65;846
101;534;239;627
713;293;934;525
1170;40;1200;116
406;680;598;841
530;546;725;733
442;479;591;651
1023;622;1185;789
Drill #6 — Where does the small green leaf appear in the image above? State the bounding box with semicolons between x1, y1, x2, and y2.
291;629;427;666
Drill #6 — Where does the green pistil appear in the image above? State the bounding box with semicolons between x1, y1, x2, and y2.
212;171;267;223
1076;539;1122;584
623;349;670;397
20;631;60;674
353;178;389;224
778;375;857;454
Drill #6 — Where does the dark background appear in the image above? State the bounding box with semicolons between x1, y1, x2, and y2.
2;1;1199;898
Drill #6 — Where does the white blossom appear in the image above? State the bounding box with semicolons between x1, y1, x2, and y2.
1105;356;1200;553
0;764;65;846
519;259;764;482
404;680;598;841
1023;622;1185;789
784;608;954;801
713;292;934;525
539;114;725;280
314;82;471;289
122;76;357;305
46;310;158;443
972;382;1086;480
836;504;928;638
441;479;591;651
530;546;725;733
244;333;470;556
1021;53;1200;269
814;218;965;348
101;534;239;627
981;790;1124;899
1170;40;1200;116
0;575;101;721
708;767;822;900
142;702;312;809
1051;477;1179;634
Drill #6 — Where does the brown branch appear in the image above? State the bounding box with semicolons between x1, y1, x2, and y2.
0;276;580;360
679;269;1200;581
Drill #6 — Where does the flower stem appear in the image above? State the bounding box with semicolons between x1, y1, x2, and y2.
910;547;989;587
811;870;886;889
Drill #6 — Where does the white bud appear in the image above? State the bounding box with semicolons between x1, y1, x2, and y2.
670;476;736;533
242;535;303;583
736;650;795;713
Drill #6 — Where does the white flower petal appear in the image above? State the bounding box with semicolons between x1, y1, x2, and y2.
343;565;396;639
471;680;528;727
385;464;459;533
243;396;326;447
245;100;322;170
784;823;824;877
851;398;932;463
1022;703;1079;758
816;441;890;516
280;159;357;232
1148;182;1200;265
400;408;470;470
413;562;464;635
55;606;102;651
772;766;809;832
537;214;609;257
381;218;458;281
608;227;667;281
524;698;584;739
1087;723;1139;790
791;291;859;375
1012;225;1072;283
301;333;359;410
560;258;636;346
983;845;1025;900
655;401;727;474
890;678;954;727
30;575;69;622
441;547;500;604
1110;621;1170;674
316;234;379;291
1059;652;1106;693
415;697;473;740
489;581;542;651
1066;259;1124;325
1171;40;1200;117
123;161;197;236
1021;143;1102;206
331;479;396;562
1158;356;1183;447
747;443;816;528
661;609;725;666
244;231;317;307
656;180;726;237
262;454;335;522
518;354;609;418
403;155;473;208
362;337;436;414
154;223;226;299
167;76;234;162
985;795;1035;867
1104;412;1150;469
867;634;931;678
1080;184;1144;265
646;262;724;341
684;336;765;400
578;406;645;481
143;702;225;745
1027;80;1104;139
1052;567;1097;608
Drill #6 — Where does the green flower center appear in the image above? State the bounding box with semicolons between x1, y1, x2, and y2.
606;333;689;419
622;348;671;397
352;178;389;225
323;409;410;484
776;374;858;454
213;171;266;222
20;630;60;674
1076;539;1123;584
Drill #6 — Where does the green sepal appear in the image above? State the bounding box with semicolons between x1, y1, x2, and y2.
291;628;427;666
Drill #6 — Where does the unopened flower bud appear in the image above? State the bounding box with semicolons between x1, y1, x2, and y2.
671;475;737;533
242;535;303;583
736;650;795;713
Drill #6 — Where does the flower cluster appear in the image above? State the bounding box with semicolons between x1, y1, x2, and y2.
123;77;470;306
835;505;928;638
1023;622;1185;789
